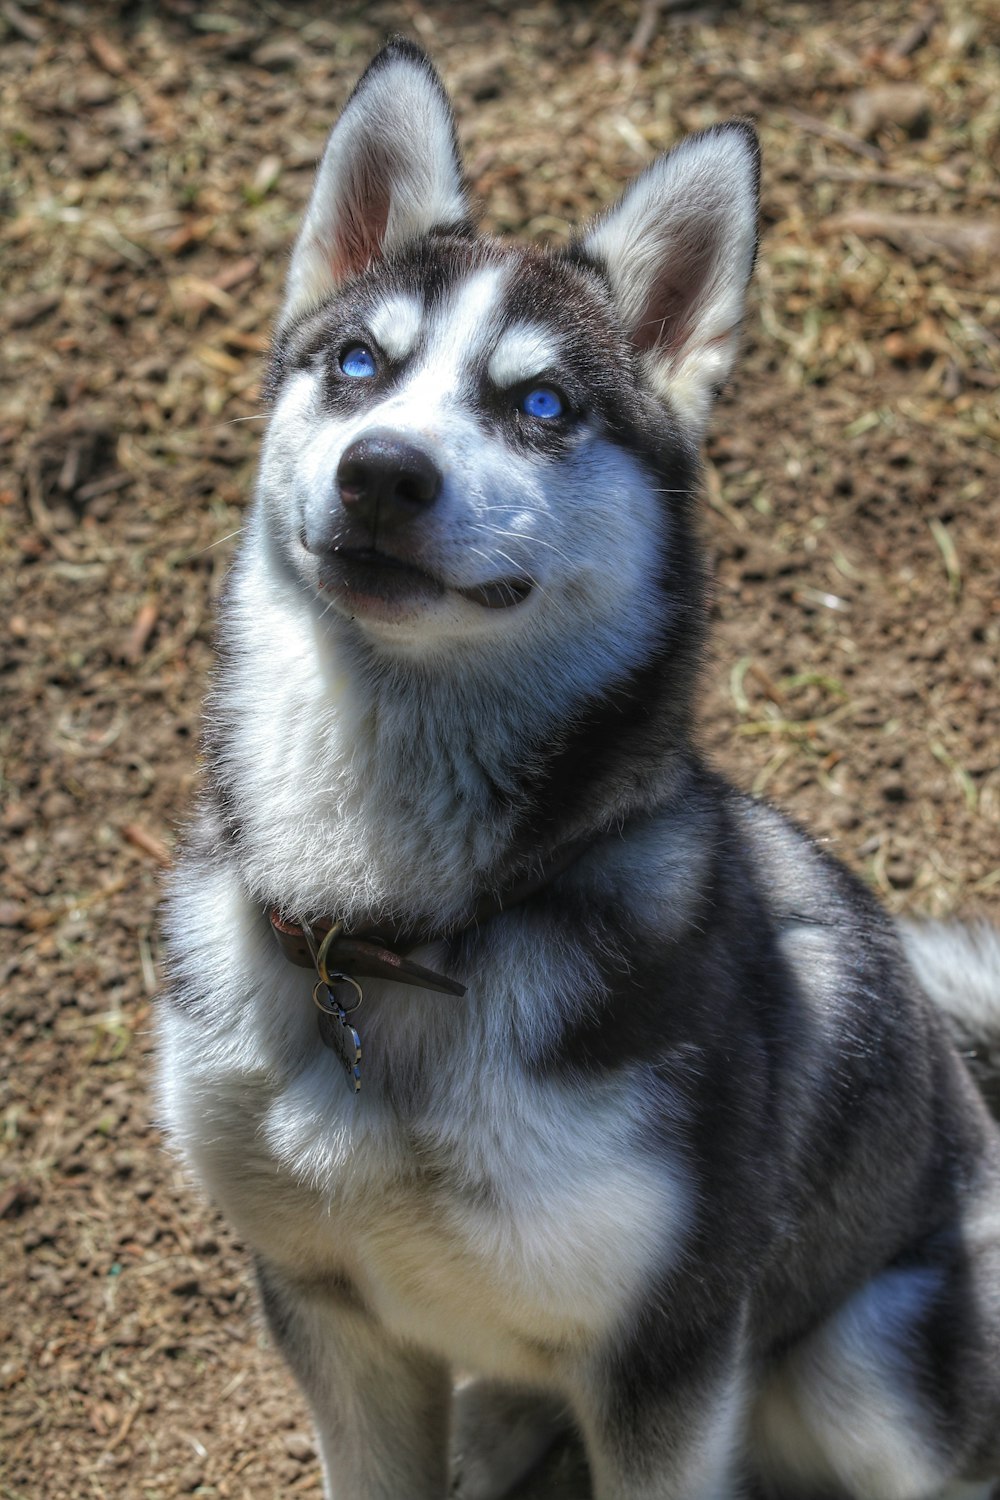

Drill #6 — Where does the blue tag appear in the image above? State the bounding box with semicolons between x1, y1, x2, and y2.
314;982;362;1093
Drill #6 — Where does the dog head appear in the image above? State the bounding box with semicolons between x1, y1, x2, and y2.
259;40;759;658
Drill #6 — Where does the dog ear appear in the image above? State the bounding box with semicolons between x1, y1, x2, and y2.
576;121;760;436
279;39;470;329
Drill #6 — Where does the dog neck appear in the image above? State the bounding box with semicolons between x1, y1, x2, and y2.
204;530;697;929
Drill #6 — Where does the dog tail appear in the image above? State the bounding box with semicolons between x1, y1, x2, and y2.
898;919;1000;1116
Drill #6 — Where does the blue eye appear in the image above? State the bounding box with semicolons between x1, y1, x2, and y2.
521;387;563;421
340;345;377;379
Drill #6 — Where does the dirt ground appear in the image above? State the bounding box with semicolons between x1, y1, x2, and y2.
1;1;998;1496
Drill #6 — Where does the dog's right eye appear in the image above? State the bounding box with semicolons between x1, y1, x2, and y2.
339;345;377;379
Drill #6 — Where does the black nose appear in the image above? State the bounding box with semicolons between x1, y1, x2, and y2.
337;432;441;533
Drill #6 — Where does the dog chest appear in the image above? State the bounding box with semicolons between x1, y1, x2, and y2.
161;851;691;1367
327;1115;685;1370
337;1086;679;1354
171;1029;688;1369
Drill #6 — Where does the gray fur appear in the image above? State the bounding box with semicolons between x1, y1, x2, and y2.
159;41;1000;1500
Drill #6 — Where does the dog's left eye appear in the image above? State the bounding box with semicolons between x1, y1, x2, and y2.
340;345;377;379
521;387;563;420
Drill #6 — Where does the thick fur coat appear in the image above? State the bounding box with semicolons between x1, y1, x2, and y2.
158;41;1000;1500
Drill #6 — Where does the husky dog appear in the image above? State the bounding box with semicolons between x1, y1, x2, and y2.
158;39;1000;1500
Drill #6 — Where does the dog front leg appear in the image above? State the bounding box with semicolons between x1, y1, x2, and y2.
573;1329;747;1500
256;1258;451;1500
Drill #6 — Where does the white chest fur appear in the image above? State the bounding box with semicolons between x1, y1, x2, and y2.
159;858;690;1379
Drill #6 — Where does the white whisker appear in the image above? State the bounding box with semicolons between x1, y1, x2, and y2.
189;527;245;557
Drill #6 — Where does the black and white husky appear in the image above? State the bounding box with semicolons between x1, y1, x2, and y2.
158;39;1000;1500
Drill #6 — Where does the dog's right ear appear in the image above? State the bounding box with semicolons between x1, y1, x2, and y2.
279;40;470;331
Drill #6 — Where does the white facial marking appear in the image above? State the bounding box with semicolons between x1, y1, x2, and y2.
418;266;507;396
368;293;424;362
487;324;560;388
315;264;508;456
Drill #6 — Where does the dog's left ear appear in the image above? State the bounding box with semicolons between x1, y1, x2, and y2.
575;121;760;437
279;39;470;330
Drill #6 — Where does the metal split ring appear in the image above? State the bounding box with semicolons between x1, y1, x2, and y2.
312;975;364;1018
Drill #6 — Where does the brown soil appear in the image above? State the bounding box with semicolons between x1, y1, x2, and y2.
1;2;998;1496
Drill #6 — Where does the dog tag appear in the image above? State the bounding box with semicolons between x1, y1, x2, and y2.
313;981;362;1093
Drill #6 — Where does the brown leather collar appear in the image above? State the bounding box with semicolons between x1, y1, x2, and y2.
268;836;592;998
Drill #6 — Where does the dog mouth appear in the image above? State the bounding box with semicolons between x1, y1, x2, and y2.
455;578;533;610
314;548;532;614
